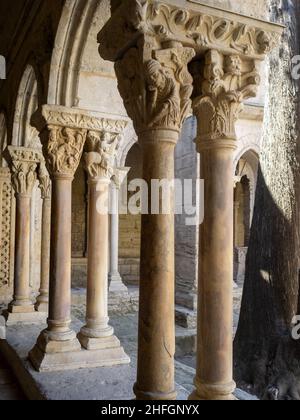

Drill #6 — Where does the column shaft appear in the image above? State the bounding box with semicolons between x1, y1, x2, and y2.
134;130;177;401
36;197;51;312
48;176;74;336
81;178;112;338
10;195;33;311
109;184;127;292
191;143;236;400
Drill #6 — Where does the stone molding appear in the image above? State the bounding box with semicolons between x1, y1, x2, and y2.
98;0;283;62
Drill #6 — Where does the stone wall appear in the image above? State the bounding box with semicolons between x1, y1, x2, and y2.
175;117;199;327
72;161;87;258
198;0;268;19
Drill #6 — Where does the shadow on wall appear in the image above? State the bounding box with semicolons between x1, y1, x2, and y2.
234;163;300;399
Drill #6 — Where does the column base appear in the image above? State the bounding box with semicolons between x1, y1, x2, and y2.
3;309;47;326
78;331;124;351
133;384;177;401
29;331;130;372
35;301;49;313
29;329;82;372
108;273;128;293
189;380;237;401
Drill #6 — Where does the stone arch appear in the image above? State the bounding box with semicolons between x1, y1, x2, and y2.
116;124;138;168
47;0;126;116
12;65;40;148
48;0;99;107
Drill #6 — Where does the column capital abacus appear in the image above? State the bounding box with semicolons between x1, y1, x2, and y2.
7;146;40;197
192;50;261;152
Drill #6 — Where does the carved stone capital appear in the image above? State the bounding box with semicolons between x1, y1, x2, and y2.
31;106;128;178
192;50;261;150
84;131;121;180
7;147;40;196
115;42;195;133
98;0;283;62
38;161;51;199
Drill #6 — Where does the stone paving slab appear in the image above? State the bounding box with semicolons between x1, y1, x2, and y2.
0;321;189;400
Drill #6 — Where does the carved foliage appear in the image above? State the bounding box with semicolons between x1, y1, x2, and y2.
146;2;279;56
193;50;261;142
99;0;281;60
84;131;121;179
115;44;195;132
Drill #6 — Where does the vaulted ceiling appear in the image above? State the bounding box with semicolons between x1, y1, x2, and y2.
0;0;38;56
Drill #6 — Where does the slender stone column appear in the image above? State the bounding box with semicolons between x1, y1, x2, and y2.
29;118;87;370
108;171;128;293
36;162;51;313
113;42;195;400
190;51;261;400
5;147;45;325
29;106;129;371
78;131;129;364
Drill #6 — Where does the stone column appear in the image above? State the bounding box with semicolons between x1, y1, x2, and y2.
113;42;195;400
4;147;45;325
190;51;261;400
108;170;128;293
77;131;129;365
0;167;13;304
29;112;87;371
29;106;128;372
35;161;51;313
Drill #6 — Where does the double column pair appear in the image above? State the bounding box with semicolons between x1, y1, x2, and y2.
29;110;129;371
4;147;51;325
99;9;265;398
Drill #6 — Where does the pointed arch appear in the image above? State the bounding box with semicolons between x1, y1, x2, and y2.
12;65;40;148
47;0;101;107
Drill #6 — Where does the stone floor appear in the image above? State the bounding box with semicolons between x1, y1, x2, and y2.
0;284;249;400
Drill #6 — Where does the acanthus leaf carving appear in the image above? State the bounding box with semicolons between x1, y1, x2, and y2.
85;131;121;179
115;43;195;133
193;50;261;144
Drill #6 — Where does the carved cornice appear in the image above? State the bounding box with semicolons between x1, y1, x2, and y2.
115;43;195;133
31;106;128;178
98;0;283;62
7;146;40;196
193;50;261;148
31;106;128;135
84;131;121;180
